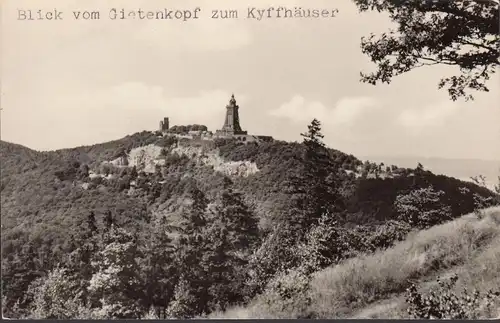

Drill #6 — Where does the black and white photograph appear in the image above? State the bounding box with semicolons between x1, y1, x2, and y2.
1;0;500;319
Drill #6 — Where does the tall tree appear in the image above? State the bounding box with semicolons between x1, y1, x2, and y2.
165;275;198;319
86;211;98;237
204;177;260;311
104;210;113;231
139;217;176;318
170;184;211;317
293;119;341;229
251;119;343;288
64;211;100;306
88;227;143;319
210;177;259;253
301;119;338;222
1;241;42;315
354;0;499;101
25;268;83;319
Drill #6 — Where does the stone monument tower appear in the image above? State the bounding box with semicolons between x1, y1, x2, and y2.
219;94;247;135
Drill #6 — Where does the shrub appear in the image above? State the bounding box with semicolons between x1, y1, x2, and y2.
54;161;80;181
394;185;452;229
366;220;412;250
406;273;500;319
112;148;127;160
90;176;103;186
297;214;368;273
168;125;207;134
157;136;178;148
253;267;314;319
25;268;83;319
470;175;500;219
165;278;199;319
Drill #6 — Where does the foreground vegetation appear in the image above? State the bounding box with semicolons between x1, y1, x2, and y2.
213;207;500;319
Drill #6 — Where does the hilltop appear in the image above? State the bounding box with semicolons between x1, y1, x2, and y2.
1;126;499;319
2;130;494;232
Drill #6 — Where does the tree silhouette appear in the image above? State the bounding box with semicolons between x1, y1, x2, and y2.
140;217;176;318
204;187;259;310
299;118;340;225
354;0;499;101
255;119;343;278
301;118;325;149
173;185;210;317
104;210;114;231
88;227;143;318
86;211;98;236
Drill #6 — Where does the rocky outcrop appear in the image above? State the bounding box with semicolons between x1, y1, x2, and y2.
107;144;164;173
102;143;259;178
172;145;259;177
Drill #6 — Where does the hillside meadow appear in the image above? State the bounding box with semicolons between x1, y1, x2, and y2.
212;207;500;319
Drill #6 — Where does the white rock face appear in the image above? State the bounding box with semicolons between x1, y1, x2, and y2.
127;144;164;173
214;160;259;177
172;145;259;177
109;156;128;167
103;143;259;177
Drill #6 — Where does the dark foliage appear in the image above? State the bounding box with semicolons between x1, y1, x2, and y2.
168;125;208;134
406;274;500;319
354;0;500;101
346;173;496;224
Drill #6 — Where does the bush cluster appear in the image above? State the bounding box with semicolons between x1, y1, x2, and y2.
406;274;500;319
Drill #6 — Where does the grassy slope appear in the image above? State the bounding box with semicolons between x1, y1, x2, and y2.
213;207;500;319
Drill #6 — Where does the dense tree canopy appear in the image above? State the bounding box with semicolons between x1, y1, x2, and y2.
354;0;499;101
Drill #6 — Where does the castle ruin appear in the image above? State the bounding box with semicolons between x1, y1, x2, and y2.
159;117;169;132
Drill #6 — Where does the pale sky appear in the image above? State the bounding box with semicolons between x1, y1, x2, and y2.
1;0;499;160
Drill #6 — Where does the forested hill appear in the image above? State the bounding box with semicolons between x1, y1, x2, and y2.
1;127;498;319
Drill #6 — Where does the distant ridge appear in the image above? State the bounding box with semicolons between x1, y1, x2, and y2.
361;155;500;189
